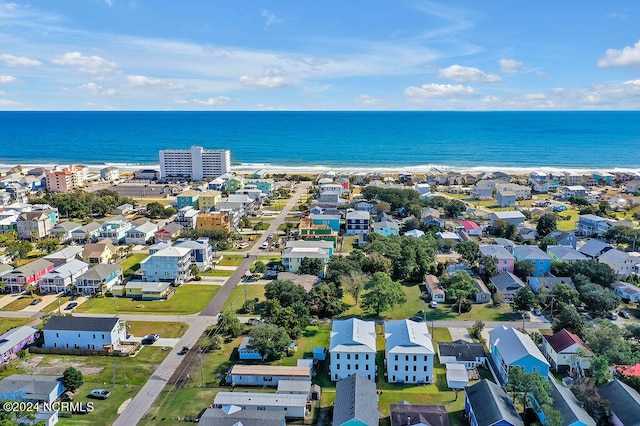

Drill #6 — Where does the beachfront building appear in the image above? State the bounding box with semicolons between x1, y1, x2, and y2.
159;146;230;182
139;246;191;284
75;263;123;295
330;319;376;382
37;259;89;293
384;319;435;384
3;259;54;293
100;166;120;182
44;165;87;193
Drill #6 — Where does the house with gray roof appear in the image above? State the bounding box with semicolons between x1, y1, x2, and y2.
513;245;551;276
0;326;38;366
547;245;587;264
199;406;285;426
598;248;637;275
75;263;122;295
213;392;307;419
437;339;486;369
0;374;65;404
390;402;450;426
577;239;613;259
38;258;89;293
71;221;101;243
597;379;640;426
548;231;578;249
333;374;379;426
528;276;575;294
489;211;525;227
613;281;640;303
549;377;595;426
490;272;525;302
330;319;376;382
384;319;435;384
480;244;516;273
51;221;81;242
124;221;158;245
42;316;126;351
489;326;549;384
3;258;54;293
465;379;523;426
43;246;83;267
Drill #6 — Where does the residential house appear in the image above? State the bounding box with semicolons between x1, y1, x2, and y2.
373;214;400;237
497;183;532;200
174;206;199;229
281;240;333;277
17;210;54;239
246;180;275;195
0;326;38;366
528;276;575;294
175;237;213;271
98;215;132;243
437;340;486;369
489;326;550;383
473;278;492;304
405;229;425;238
140;246;191;284
3;259;54;293
176;190;200;209
460;220;482;236
560;185;588;200
465;379;523;426
276;380;312;398
346;210;371;236
385;319;435;384
490;272;525;302
576;214;616;237
71;222;101;244
196;211;232;232
75;263;122;295
154;223;183;242
612;281;640;302
0;213;17;234
493;238;517;251
227;365;311;386
425;275;446;303
199;407;286;426
541;329;592;372
548;231;579;249
577;239;613;259
0;375;65;404
43;246;83;267
548;376;596;426
351;200;376;212
124;221;158;245
298;218;338;247
489;211;525;228
597;380;640;426
51;221;81;243
547;245;588;264
100;166;119;182
479;245;516;273
238;337;263;360
389;403;450;426
226;176;245;193
213;392;307;419
436;231;460;243
471;181;494;200
121;280;173;300
333;374;379;426
42;316;126;351
38;259;89;293
330;318;376;381
112;203;134;215
496;190;517;207
513;245;551;276
198;190;222;210
82;239;117;265
598;248;637;275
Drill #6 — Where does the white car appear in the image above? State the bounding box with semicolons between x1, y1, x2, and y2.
429;301;438;308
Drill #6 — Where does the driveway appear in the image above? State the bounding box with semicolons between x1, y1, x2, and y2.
126;337;181;348
448;327;473;342
21;294;60;312
0;293;24;309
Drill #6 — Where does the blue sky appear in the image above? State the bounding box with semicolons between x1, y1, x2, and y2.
0;0;639;110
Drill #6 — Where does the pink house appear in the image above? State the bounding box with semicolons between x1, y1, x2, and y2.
460;220;482;236
479;245;515;273
3;258;54;293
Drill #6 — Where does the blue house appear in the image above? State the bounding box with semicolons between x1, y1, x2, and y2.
140;246;192;284
465;379;523;426
489;326;550;384
42;316;126;352
0;326;38;366
238;337;264;360
98;215;132;243
309;213;341;233
0;374;65;403
513;246;551;276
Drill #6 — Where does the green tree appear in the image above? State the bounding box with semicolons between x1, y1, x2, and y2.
63;366;84;392
306;282;347;317
541;405;564;426
489;219;518;240
536;213;557;237
551;303;588;338
264;280;307;307
579;283;620;317
340;271;368;305
591;355;612;385
189;264;201;281
493;291;505;307
442;271;477;315
298;257;324;276
507;368;553;412
375;201;391;214
479;255;499;280
572;384;611;425
269;305;304;339
362;252;393;276
550;283;580;306
5;240;33;260
586;320;638;365
247;324;291;361
361;272;406;315
513;260;536;280
444;199;466;218
36;238;60;254
470;320;485;340
325;255;362;284
512;286;539;314
568;260;617;288
455;241;479;266
218;311;244;337
538;235;557;251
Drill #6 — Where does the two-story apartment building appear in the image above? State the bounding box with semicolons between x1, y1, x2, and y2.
330;319;376;382
38;259;89;293
174;206;199;229
384;319;435;384
42;316;126;351
281;240;333;277
176;190;200;209
598;248;637;275
98;215;132;243
75;263;123;295
513;245;551;276
479;245;516;273
139;246;191;284
3;258;54;293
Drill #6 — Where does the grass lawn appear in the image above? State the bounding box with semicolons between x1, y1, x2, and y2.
220;284;266;315
74;284;220;315
257;255;282;262
200;269;234;277
14;252;47;267
218;255;244;266
557;209;579;231
341;236;358;253
0;317;31;334
126;321;188;338
269;201;287;211
1;295;41;311
120;253;149;274
43;296;71;313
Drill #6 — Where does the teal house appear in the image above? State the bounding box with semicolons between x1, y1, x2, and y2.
489;326;549;384
246;180;273;195
176;190;200;209
226;176;245;193
310;213;341;233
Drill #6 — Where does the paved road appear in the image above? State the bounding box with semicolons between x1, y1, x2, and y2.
113;181;311;426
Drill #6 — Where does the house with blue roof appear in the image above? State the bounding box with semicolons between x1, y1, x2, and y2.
489;326;550;384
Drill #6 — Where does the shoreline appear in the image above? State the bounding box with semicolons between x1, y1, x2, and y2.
2;161;639;177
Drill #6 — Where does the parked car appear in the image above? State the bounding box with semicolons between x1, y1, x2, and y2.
64;302;78;310
429;301;438;308
606;312;618;320
29;299;42;306
69;294;79;301
409;316;423;323
533;308;542;316
89;389;111;399
141;334;159;344
619;311;631;319
177;346;189;355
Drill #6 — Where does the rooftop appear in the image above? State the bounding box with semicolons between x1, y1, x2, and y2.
385;319;434;355
44;316;119;333
330;318;376;353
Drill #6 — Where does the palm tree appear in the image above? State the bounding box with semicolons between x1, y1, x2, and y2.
0;280;6;294
24;281;36;297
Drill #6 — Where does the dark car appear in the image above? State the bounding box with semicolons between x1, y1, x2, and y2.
409;316;424;323
620;311;631;319
69;294;79;301
29;299;42;306
141;334;159;344
64;302;78;310
178;346;189;355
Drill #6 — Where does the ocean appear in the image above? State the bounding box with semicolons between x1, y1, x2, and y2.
1;111;639;173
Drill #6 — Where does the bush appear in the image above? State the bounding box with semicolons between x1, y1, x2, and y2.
453;299;472;313
242;299;256;314
63;367;83;392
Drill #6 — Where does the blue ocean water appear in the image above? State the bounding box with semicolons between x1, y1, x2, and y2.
1;111;639;170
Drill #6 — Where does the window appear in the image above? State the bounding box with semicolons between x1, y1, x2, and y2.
424;366;427;371
355;354;359;360
424;355;428;361
394;355;398;361
337;364;340;369
355;364;359;370
405;365;409;371
347;364;351;370
365;354;369;360
93;334;96;339
394;365;398;371
413;355;417;362
366;365;369;370
336;353;340;360
405;355;409;361
413;366;417;371
347;354;351;360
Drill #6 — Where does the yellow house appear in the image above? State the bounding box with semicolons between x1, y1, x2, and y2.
82;239;117;265
196;211;232;232
198;190;222;210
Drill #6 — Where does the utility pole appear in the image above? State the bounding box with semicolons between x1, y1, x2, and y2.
113;360;116;385
199;352;204;387
244;284;247;304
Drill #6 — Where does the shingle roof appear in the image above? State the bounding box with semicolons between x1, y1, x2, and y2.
437;340;485;362
9;258;53;277
389;403;450;426
549;377;596;426
599;248;633;264
333;374;379;426
546;245;587;261
542;329;589;354
385;320;434;355
0;326;38;355
578;239;612;258
489;326;549;367
514;245;551;261
466;379;523;426
479;245;515;260
613;281;640;296
330;319;376;353
0;374;61;401
490;272;525;293
597;380;640;426
44;316;118;332
199;407;285;426
77;263;121;281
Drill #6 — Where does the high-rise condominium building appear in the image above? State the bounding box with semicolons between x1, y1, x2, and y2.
159;146;230;181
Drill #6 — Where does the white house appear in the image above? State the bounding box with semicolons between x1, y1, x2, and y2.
598;249;636;275
213;392;307;419
384;319;435;384
489;211;525;228
330;319;376;382
281;240;333;277
175;237;213;271
437;340;486;369
42;316;126;351
345;210;370;236
541;329;592;373
124;221;158;245
425;275;445;303
612;281;640;302
227;365;311;387
38;259;89;294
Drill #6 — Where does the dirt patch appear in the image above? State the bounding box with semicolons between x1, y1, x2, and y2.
22;356;104;375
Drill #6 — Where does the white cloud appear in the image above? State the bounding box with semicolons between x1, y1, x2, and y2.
126;75;185;90
598;40;640;67
624;79;640;85
304;84;332;94
482;96;500;103
356;94;381;105
606;12;626;19
104;0;113;6
0;54;42;67
192;96;232;105
438;65;501;83
52;52;117;74
0;75;18;83
551;87;565;94
524;93;546;100
172;99;189;104
498;58;523;74
79;82;121;96
405;83;477;98
0;98;20;106
239;75;291;88
261;10;283;28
